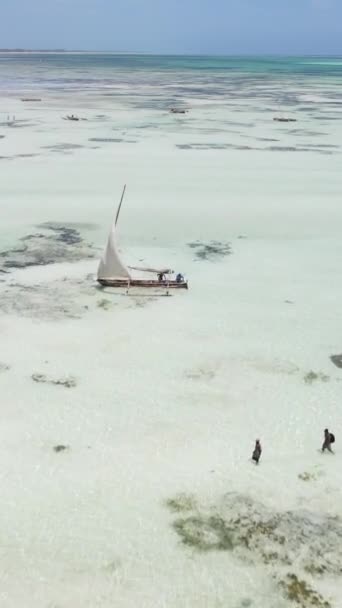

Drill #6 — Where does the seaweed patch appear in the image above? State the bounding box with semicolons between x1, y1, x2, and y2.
167;492;340;606
43;143;84;152
303;371;330;385
278;574;331;608
185;366;216;381
88;138;137;143
177;143;254;151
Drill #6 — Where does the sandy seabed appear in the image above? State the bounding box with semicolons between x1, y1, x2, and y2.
0;63;342;607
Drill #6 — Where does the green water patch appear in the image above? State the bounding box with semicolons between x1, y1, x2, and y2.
173;515;235;552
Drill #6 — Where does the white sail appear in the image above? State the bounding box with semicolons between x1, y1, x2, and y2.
97;223;131;280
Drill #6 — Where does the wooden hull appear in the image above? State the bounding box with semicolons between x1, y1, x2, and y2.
98;278;188;289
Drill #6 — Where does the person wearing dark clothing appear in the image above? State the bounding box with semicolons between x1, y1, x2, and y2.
322;428;335;453
252;439;262;464
157;272;166;282
176;273;184;283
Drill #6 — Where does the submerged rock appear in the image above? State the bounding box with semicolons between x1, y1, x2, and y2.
32;373;77;388
330;354;342;369
43;143;84;152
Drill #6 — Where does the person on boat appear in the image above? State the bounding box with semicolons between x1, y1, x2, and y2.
176;273;184;283
322;428;334;453
157;272;166;282
252;439;262;464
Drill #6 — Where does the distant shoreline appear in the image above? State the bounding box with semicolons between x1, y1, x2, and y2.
0;50;124;55
0;50;341;57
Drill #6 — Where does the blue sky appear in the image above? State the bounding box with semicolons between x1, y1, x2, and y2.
0;0;341;54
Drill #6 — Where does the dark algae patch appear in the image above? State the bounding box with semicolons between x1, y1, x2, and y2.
0;276;95;321
53;445;70;453
32;373;77;388
165;493;198;513
0;223;95;270
303;371;329;384
188;240;231;261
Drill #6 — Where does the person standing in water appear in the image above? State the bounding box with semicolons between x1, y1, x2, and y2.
322;428;335;453
252;439;262;464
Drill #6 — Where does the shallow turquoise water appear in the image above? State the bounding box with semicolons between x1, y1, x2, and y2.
1;54;342;89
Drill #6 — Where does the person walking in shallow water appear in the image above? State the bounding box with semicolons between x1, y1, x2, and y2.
322;428;335;453
252;439;262;464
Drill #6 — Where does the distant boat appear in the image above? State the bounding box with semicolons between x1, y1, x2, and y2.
63;115;80;122
273;116;297;123
97;186;188;290
170;107;188;114
21;98;41;102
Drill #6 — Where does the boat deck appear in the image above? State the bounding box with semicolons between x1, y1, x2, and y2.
98;278;188;289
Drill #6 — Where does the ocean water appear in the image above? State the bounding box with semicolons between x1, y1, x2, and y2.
0;54;342;608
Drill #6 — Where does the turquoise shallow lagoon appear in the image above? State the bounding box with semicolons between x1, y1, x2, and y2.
0;54;341;608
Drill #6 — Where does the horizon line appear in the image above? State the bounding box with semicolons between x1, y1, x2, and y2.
0;49;341;58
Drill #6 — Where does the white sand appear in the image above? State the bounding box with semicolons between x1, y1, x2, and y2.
0;72;342;607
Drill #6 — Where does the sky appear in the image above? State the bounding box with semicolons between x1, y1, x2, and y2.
0;0;341;54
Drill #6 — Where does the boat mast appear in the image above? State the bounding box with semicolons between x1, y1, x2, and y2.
115;184;127;226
